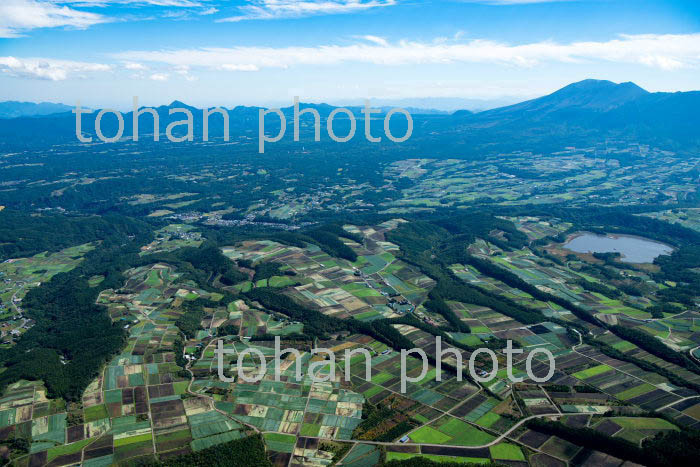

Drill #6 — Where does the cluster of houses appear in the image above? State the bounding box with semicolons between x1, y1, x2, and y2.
353;267;417;316
388;298;414;314
183;342;205;362
0;275;37;344
1;318;35;345
205;212;310;231
168;211;205;223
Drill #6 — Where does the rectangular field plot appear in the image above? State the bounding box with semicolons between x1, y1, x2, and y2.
409;417;495;446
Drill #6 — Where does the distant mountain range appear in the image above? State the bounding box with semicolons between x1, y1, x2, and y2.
443;79;700;151
0;101;73;119
1;80;698;152
334;97;520;112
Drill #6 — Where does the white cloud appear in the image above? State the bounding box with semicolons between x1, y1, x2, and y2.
0;0;109;38
115;33;700;72
161;10;187;18
5;33;698;82
0;1;217;37
124;62;147;70
361;35;388;46
220;64;260;71
172;65;197;80
218;0;396;22
149;72;169;81
461;0;569;4
0;56;111;80
133;0;202;5
65;0;205;6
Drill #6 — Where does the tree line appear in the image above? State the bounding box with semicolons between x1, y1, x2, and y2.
0;217;153;401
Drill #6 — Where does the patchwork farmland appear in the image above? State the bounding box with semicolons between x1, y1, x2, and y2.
1;216;699;466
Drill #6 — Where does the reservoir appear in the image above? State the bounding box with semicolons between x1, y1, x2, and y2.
563;233;674;263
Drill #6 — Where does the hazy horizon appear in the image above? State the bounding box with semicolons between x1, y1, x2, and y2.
2;78;697;114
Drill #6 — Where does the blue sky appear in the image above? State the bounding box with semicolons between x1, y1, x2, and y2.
0;0;699;108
